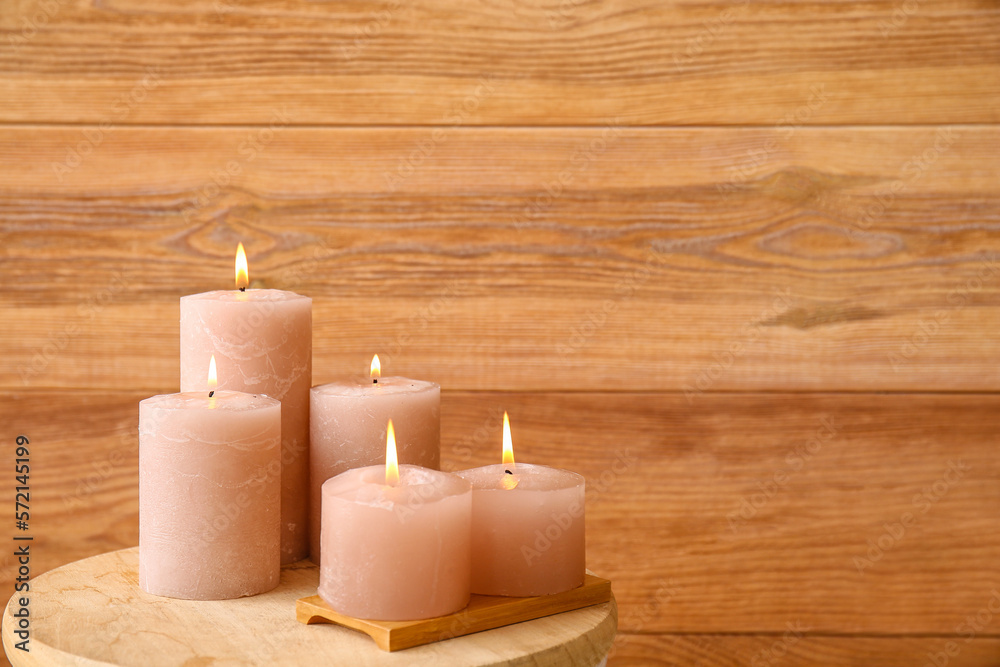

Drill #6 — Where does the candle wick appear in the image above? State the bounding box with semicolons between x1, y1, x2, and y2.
373;378;378;384
208;390;215;398
505;469;513;475
239;286;246;292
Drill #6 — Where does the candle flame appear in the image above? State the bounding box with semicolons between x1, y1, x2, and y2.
502;411;514;466
502;411;518;489
208;355;218;392
235;242;249;290
370;354;381;381
385;419;399;486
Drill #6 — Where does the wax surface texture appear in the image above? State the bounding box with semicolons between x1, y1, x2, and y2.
139;390;281;600
180;288;312;564
309;377;440;562
319;464;470;620
457;463;585;596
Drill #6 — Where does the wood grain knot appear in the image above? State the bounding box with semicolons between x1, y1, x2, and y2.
754;167;869;206
760;223;901;260
763;304;883;330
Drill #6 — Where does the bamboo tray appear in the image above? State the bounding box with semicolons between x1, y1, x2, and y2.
1;547;617;666
297;573;612;651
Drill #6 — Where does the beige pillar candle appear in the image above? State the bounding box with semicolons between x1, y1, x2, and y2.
456;413;586;597
308;355;439;562
319;421;471;621
139;361;281;600
180;244;312;564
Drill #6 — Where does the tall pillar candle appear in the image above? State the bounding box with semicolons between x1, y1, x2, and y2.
180;244;312;564
319;423;470;620
139;384;281;600
308;356;439;562
456;413;585;596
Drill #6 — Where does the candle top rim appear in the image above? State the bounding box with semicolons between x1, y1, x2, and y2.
311;377;439;396
140;390;281;411
181;289;311;303
323;464;470;507
456;462;585;491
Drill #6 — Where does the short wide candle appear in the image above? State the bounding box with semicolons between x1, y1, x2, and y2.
309;372;440;562
457;463;586;597
319;464;471;620
139;390;281;600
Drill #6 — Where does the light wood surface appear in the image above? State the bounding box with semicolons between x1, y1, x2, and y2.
3;126;999;392
0;1;997;125
296;574;611;651
1;548;617;666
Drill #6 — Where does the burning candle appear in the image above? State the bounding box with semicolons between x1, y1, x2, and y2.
457;412;586;596
308;355;440;562
139;356;281;600
180;243;312;564
318;420;471;620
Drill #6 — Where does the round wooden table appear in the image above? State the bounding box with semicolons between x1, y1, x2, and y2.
2;548;617;666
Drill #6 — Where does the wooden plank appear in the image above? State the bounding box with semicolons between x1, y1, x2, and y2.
609;634;1000;666
4;390;998;637
0;1;997;125
2;127;999;392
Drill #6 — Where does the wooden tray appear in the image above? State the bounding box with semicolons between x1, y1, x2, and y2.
1;547;617;666
298;574;612;651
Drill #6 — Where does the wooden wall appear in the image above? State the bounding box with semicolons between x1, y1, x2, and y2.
3;0;1000;664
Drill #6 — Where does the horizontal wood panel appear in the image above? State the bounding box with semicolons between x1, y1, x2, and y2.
2;127;999;392
6;390;998;638
610;634;1000;666
0;1;997;125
